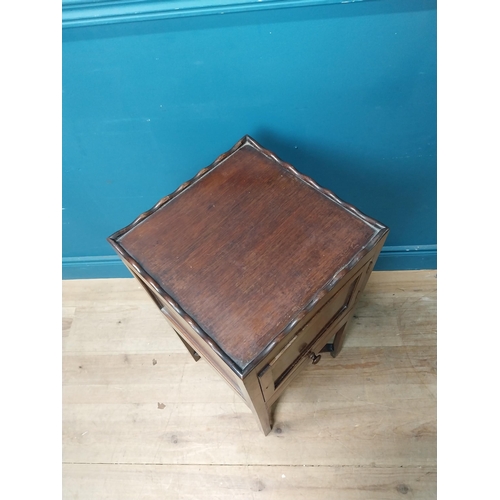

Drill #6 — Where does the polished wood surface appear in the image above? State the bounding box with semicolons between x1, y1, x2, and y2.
110;136;387;373
62;271;437;499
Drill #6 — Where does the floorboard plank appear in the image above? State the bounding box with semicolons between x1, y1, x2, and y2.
63;464;436;500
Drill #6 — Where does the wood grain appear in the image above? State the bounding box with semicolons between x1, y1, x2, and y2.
62;271;436;498
110;136;388;373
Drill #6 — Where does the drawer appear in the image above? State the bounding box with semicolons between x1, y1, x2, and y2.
259;314;351;404
258;265;366;402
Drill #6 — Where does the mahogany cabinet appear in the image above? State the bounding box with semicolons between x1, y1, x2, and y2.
108;136;389;435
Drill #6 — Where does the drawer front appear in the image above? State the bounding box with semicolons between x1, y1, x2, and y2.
270;268;362;382
258;264;367;402
259;315;351;405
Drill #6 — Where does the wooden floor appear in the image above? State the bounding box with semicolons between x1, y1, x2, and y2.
62;270;437;499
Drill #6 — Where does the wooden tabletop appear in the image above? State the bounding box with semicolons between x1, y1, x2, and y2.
110;136;388;372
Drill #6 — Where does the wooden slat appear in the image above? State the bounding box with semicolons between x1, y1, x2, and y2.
62;464;436;500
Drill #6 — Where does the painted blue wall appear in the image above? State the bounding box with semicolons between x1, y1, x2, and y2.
62;0;436;278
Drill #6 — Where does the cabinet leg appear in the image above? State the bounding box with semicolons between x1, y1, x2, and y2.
319;321;350;358
173;329;201;361
331;323;348;358
320;343;334;354
131;272;201;362
243;374;273;435
251;403;272;436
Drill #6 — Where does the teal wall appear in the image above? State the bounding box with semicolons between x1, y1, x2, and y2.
62;0;437;278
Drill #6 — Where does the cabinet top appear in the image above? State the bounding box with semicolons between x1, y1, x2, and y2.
109;136;388;374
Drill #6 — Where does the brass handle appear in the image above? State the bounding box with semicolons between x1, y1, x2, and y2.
309;352;321;364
